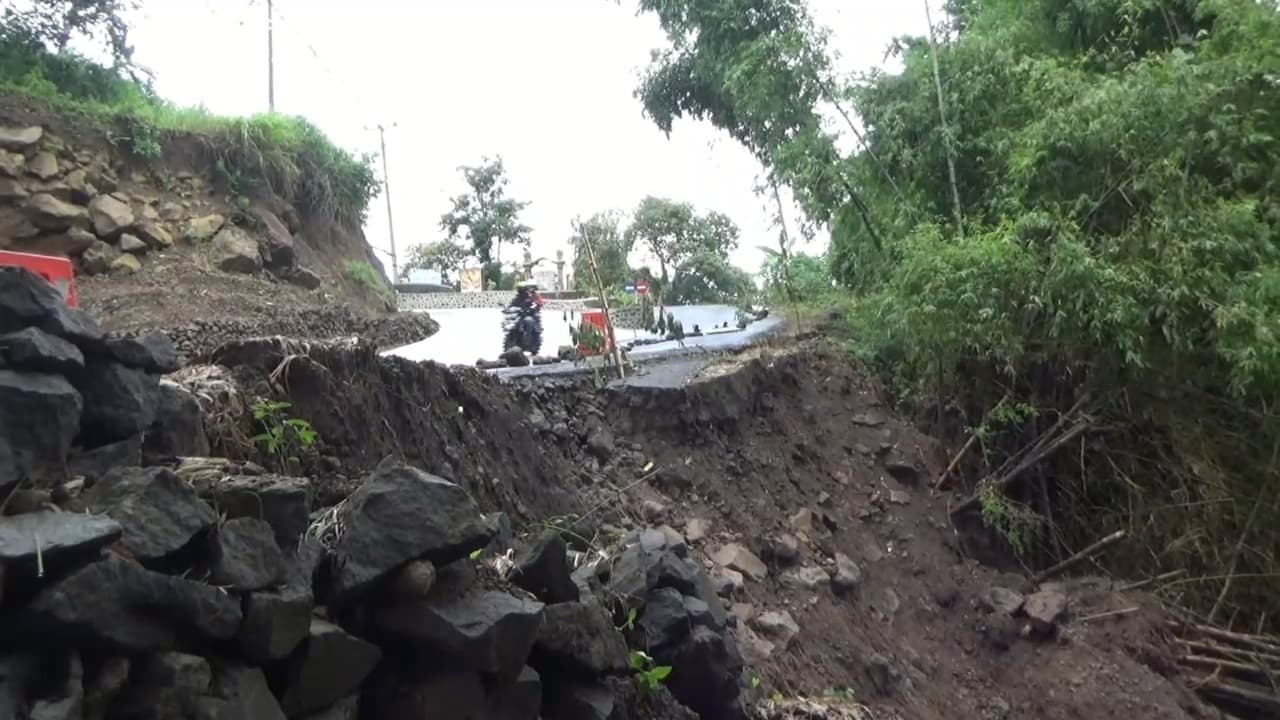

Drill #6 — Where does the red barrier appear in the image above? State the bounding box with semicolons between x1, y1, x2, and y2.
0;250;79;308
577;310;612;356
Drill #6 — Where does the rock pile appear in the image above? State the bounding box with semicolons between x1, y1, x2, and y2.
0;267;204;499
0;123;321;288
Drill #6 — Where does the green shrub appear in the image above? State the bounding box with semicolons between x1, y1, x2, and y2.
0;27;378;227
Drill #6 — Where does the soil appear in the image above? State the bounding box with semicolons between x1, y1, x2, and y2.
207;337;1214;720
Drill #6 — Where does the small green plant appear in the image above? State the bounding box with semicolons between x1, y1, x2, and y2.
250;400;318;471
468;547;484;560
629;650;672;694
770;691;783;702
750;676;761;689
344;260;394;303
978;486;1042;560
617;607;638;632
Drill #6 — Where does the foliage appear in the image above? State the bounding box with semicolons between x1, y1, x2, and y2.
761;252;832;304
3;0;140;74
343;260;393;304
628;650;672;694
440;157;532;268
666;249;753;304
639;0;1280;621
573;211;633;291
250;400;318;472
400;239;469;282
0;26;379;226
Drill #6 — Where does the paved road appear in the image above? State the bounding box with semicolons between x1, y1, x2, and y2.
490;314;785;384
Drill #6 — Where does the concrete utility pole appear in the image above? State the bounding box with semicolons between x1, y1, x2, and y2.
267;0;275;112
367;123;399;279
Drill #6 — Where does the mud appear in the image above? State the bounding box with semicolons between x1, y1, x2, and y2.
209;338;1210;720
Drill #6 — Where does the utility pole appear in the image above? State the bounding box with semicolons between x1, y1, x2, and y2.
267;0;275;112
368;123;399;279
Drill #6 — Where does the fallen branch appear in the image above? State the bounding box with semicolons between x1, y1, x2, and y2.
1117;569;1186;592
1181;654;1279;677
1208;438;1277;624
1178;638;1280;666
1030;529;1126;586
1172;623;1280;656
1195;679;1280;716
934;433;977;490
1078;606;1140;623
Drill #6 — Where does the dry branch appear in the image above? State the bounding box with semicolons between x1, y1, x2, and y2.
1030;529;1126;586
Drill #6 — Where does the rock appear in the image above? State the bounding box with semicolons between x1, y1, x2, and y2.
638;587;691;649
80;240;117;275
207;665;286;720
511;530;580;604
532;600;629;676
378;591;544;681
888;489;911;505
75;361;159;443
328;464;493;606
239;582;313;664
979;586;1026;615
832;553;863;593
751;610;800;648
283;266;322;290
865;653;900;696
0;511;121;576
26;151;59;180
789;508;817;536
851;410;887;427
0;655;37;719
80;466;216;562
711;543;768;581
299;695;358;720
585;426;615;462
12;555;242;652
144;381;209;458
211;226;262;274
208;474;312;550
109;253;141;274
132;220;174;249
0;177;28;199
884;460;920;484
16;227;97;257
685;517;710;543
68;434;141;480
158;201;184;221
640;499;668;523
64;168;95;204
108;652;211;720
275;620;382;718
42;307;104;352
105;332;180;374
366;668;485;720
0;266;65;330
660;626;743;720
711;568;744;597
737;625;775;664
0;125;42;149
781;565;830;591
0;370;82;490
557;345;579;361
87;194;135;238
389;559;436;600
500;348;530;367
0;205;40;242
26;653;84;720
0;149;23;177
545;681;621;720
251;204;296;269
118;233;148;254
27;193;90;231
764;533;802;566
485;666;541;720
209;517;287;591
0;327;84;374
1024;589;1068;635
184;213;226;242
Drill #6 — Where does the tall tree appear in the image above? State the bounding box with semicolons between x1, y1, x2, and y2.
572;212;632;291
625;196;696;291
440;156;531;284
400;239;469;283
2;0;141;72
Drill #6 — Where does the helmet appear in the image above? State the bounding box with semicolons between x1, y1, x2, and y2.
516;280;538;291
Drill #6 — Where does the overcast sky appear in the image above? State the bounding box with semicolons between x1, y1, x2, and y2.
124;0;929;277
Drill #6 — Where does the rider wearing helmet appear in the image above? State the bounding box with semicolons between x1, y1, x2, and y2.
510;280;544;313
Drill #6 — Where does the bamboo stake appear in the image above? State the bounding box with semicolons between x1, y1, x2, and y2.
922;0;964;234
1030;529;1125;586
578;221;625;379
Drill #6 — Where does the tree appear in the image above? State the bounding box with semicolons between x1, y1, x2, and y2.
440;157;531;286
400;239;469;283
626;197;742;299
625;196;695;291
2;0;141;73
666;249;754;305
572;212;633;292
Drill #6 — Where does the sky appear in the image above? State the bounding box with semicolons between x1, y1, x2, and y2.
122;0;931;279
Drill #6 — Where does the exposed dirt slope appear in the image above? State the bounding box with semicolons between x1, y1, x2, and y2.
209;338;1210;720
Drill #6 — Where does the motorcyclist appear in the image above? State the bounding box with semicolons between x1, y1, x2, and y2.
504;280;544;352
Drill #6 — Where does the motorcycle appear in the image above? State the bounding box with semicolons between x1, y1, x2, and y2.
501;305;543;355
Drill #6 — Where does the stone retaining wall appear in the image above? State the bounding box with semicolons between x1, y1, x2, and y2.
398;290;587;312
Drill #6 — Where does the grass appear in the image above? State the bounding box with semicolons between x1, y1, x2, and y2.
0;31;378;228
344;260;394;303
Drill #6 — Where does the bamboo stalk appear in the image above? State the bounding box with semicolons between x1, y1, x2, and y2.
1078;606;1140;623
577;221;625;379
1117;568;1187;592
1030;529;1126;586
1181;654;1279;677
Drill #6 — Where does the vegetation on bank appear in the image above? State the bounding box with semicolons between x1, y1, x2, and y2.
0;10;378;227
641;0;1280;623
